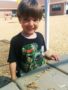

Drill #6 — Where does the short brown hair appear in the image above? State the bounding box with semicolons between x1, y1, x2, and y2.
17;1;43;20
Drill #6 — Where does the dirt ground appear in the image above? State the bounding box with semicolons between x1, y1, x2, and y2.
0;15;68;78
0;40;10;77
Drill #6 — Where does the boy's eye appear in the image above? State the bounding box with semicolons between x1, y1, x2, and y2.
33;19;38;21
23;18;28;21
22;18;39;22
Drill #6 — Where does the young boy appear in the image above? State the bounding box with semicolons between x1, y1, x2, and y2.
8;1;59;80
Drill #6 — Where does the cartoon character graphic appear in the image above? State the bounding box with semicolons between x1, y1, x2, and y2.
21;43;45;72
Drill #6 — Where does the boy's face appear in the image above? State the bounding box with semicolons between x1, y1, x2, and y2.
19;17;40;35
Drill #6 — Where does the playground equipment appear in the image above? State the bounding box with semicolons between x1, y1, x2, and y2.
0;55;68;90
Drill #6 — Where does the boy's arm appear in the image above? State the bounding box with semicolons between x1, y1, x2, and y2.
9;62;17;81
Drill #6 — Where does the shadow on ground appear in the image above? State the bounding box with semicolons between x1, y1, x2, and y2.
0;76;12;88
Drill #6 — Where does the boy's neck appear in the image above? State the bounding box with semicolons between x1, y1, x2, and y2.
21;31;37;39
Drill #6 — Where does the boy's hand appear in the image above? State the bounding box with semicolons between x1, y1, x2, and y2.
48;54;59;61
43;51;59;61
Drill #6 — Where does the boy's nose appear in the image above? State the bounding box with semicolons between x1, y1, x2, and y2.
28;20;34;26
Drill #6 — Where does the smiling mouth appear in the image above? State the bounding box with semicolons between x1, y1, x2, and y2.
27;28;34;31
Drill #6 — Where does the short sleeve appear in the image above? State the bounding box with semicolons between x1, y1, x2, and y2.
38;32;46;51
7;39;16;63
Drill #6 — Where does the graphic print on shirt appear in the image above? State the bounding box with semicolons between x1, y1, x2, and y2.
21;43;45;72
